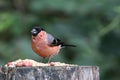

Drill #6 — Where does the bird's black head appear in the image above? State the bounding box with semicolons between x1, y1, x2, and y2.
31;27;44;36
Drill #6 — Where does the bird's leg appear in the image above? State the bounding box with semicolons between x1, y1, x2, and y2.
47;55;53;63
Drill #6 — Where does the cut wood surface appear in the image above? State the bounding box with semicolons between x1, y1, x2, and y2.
0;66;99;80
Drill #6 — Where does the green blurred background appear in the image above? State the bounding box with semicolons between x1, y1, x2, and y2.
0;0;120;80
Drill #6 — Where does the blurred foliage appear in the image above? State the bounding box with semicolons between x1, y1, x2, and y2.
0;0;120;80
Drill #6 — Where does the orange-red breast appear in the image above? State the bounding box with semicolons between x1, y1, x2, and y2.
31;27;75;62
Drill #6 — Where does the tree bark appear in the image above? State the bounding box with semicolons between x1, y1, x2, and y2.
0;66;99;80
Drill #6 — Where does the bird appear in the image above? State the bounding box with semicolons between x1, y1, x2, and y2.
31;27;76;62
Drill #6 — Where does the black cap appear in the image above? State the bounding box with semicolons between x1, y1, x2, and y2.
31;27;44;36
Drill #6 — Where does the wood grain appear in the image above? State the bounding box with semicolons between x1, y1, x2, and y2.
0;66;99;80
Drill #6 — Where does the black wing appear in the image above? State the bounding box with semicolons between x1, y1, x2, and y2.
46;33;76;47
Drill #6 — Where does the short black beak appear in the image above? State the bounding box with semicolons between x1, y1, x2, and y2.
31;29;37;36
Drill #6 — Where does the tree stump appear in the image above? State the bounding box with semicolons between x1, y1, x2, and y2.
0;66;99;80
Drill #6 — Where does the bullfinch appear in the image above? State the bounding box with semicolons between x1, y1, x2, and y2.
31;27;75;62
